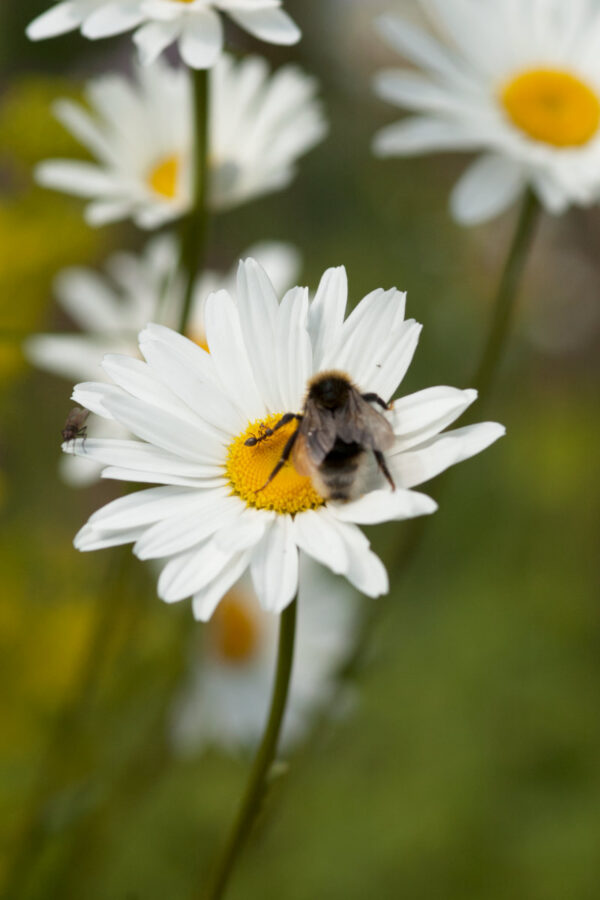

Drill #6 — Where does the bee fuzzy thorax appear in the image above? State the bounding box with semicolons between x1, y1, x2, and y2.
306;370;355;406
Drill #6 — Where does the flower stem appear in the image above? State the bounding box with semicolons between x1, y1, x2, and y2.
471;188;540;404
178;68;210;336
201;599;298;900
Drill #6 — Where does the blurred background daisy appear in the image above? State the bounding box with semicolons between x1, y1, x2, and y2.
36;54;327;227
171;560;360;755
373;0;600;224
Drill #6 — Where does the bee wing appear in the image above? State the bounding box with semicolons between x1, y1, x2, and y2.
335;391;395;451
301;403;338;464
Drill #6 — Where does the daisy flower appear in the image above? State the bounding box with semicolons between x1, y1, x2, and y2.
26;237;300;484
171;560;360;754
64;258;505;618
35;55;327;229
27;1;300;69
373;0;600;224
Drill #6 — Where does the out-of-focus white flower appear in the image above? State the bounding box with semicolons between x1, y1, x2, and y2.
27;1;300;69
26;238;300;484
65;258;505;618
36;55;327;229
373;0;600;224
171;559;360;754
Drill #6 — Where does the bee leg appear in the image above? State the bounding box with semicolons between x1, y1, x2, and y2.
80;427;88;453
362;392;391;411
245;412;302;446
256;429;300;492
374;450;396;491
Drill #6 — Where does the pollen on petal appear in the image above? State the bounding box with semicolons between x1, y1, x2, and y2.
226;413;324;515
501;68;600;147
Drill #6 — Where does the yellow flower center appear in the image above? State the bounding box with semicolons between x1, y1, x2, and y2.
147;154;180;199
226;413;324;515
211;589;261;664
501;68;600;147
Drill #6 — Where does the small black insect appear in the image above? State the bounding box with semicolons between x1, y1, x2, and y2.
245;371;396;502
61;407;89;448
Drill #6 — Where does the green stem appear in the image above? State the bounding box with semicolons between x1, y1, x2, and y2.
201;599;298;900
471;189;540;404
178;68;210;336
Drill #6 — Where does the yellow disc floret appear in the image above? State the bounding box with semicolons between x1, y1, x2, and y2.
211;590;261;664
147;154;180;198
501;68;600;147
226;413;324;515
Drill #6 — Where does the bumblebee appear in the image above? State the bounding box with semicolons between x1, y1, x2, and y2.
245;371;395;501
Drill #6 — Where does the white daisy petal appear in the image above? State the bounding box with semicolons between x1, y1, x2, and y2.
139;339;244;435
376;14;470;87
62;438;221;479
158;539;234;603
213;507;275;554
36;160;119;198
85;199;134;226
71;382;124;420
373;117;482;157
450;154;526;225
101;390;225;463
191;551;252;621
251;517;299;614
139;325;221;391
134;491;239;559
75;522;147;552
236;258;281;411
291;508;349;575
133;20;181;66
390;386;478;450
330;488;438;525
367;320;422;401
27;2;84;40
332;519;389;598
228;7;301;46
101;354;196;419
276;287;312;411
82;2;146;39
87;485;203;531
204;290;264;420
308;266;347;373
52;99;117;166
179;8;223;70
101;468;223;488
390;422;506;488
25;335;107;383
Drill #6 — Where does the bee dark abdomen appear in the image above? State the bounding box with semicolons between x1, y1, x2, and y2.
320;439;365;501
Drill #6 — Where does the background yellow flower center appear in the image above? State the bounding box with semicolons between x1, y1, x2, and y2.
226;413;324;515
501;68;600;147
211;590;261;664
147;154;180;198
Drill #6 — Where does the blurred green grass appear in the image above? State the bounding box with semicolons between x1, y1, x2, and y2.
1;1;600;898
